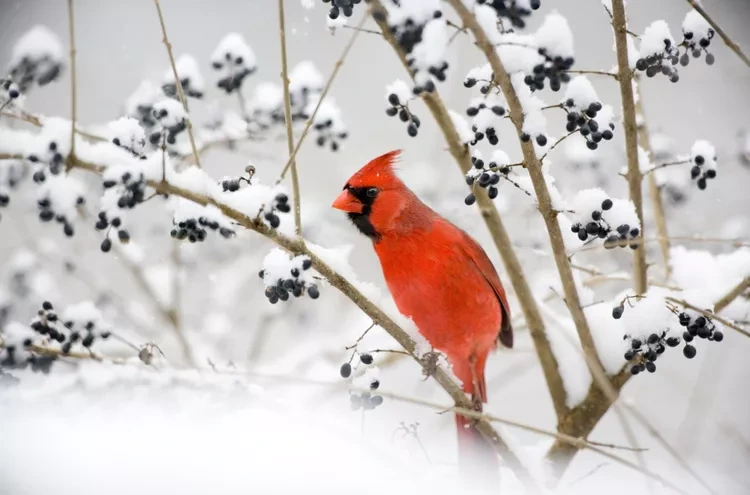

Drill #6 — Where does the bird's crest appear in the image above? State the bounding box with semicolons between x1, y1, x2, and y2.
346;150;403;190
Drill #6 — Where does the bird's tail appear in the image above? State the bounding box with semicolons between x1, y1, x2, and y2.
453;357;499;480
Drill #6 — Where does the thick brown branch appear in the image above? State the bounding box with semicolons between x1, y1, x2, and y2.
612;0;648;295
714;277;750;313
685;0;750;68
446;0;605;389
369;0;567;421
277;0;302;235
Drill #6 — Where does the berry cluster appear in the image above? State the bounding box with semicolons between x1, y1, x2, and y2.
211;33;257;94
464;153;506;205
478;0;542;29
635;39;682;83
340;353;384;411
613;305;723;375
571;197;640;248
563;99;613;151
690;145;718;191
680;18;716;67
260;257;319;304
314;119;349;152
524;49;573;92
37;192;82;238
261;193;291;229
322;0;363;20
102;171;148;210
465;100;506;146
385;92;421;138
170;217;235;243
162;55;204;101
1;78;21;106
8;40;64;92
96;212;131;252
148;102;188;148
29;141;66;181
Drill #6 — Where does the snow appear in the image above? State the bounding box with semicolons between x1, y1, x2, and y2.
290;61;324;95
385;79;412;106
564;76;599;110
124;80;162;119
211;33;257;71
670;246;750;303
162;54;205;93
690;139;717;171
261;248;315;288
105;117;146;154
9;25;63;67
586;302;628;374
247;82;283;114
37;174;85;220
639;20;674;58
682;10;712;41
152;98;187;128
497;33;541;74
449;110;473;144
300;0;315;9
409;16;448;71
534;11;575;59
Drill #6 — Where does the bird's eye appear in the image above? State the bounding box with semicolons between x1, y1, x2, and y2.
366;187;378;198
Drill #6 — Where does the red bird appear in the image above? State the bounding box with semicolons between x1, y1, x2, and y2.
332;150;512;472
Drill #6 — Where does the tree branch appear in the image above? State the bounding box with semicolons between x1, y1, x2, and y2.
277;0;302;235
612;0;648;295
369;0;568;421
685;0;750;68
445;0;605;394
714;277;749;313
634;82;672;281
152;0;202;168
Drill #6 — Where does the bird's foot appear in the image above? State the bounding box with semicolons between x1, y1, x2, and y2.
420;351;440;380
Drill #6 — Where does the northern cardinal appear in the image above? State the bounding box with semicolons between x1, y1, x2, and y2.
332;150;512;473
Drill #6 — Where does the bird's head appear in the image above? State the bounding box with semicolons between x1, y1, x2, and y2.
332;150;412;241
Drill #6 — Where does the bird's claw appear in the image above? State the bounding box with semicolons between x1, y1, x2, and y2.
420;351;440;379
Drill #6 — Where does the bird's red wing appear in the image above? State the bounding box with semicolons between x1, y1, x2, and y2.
457;230;514;349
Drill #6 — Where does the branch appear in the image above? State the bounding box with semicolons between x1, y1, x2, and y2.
276;14;367;183
446;0;606;396
54;152;541;493
612;0;648;295
667;296;750;339
277;0;302;236
369;0;568;422
685;0;750;68
66;0;77;167
563;69;619;80
714;277;750;313
642;158;691;176
152;0;202;168
635;82;672;281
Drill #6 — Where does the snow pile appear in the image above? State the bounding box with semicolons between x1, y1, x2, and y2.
210;33;257;71
639;20;674;58
162;54;204;98
7;25;64;92
534;11;574;59
682;10;712;42
690;140;717;171
105;117;146;156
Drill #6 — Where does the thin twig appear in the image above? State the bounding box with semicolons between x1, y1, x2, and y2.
370;0;568;423
342;25;382;36
612;0;647;295
152;0;202;168
539;129;579;162
635;83;672;281
685;0;750;68
276;14;367;184
66;0;77;170
642;158;691;176
277;0;302;235
563;69;619;80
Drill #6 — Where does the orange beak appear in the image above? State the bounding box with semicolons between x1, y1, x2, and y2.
332;189;363;214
